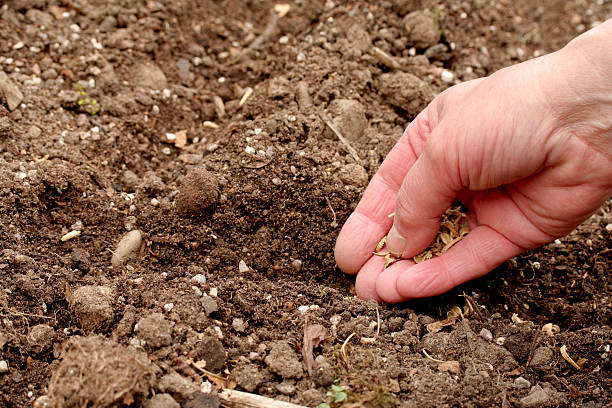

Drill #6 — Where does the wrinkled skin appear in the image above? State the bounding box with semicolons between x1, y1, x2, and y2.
335;19;612;303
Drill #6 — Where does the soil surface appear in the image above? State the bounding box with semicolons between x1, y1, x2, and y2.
0;1;611;407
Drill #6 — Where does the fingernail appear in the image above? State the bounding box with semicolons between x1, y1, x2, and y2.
386;224;407;257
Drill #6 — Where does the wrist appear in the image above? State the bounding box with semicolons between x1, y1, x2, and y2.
548;19;612;159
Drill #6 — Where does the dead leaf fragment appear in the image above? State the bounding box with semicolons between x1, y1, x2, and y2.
426;316;457;334
302;323;328;376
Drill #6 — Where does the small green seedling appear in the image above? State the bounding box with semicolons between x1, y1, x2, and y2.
74;83;100;115
318;384;348;408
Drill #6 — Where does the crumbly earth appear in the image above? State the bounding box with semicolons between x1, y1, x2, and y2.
0;1;610;407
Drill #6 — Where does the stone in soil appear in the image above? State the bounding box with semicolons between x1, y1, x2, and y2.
404;10;441;49
265;340;303;379
201;295;218;315
326;99;368;143
145;393;180;408
46;336;156;408
135;313;173;348
70;285;115;333
175;168;219;216
111;230;142;268
378;72;434;118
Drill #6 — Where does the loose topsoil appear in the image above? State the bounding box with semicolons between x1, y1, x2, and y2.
0;0;610;407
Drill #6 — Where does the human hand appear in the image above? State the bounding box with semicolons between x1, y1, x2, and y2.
335;20;612;302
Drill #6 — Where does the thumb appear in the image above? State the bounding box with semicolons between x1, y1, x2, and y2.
385;137;460;258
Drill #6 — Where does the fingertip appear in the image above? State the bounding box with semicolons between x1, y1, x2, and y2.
375;260;417;303
354;256;385;301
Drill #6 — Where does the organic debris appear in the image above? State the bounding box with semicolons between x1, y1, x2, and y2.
46;336;157;407
302;322;328;376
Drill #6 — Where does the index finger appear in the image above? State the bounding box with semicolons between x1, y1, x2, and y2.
334;109;432;274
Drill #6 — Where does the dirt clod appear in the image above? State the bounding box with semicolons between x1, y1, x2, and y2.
265;340;303;379
157;372;198;401
233;363;267;392
378;72;434;118
194;336;226;372
529;346;554;368
135;313;173;348
70;285;115;333
327;99;368;143
175;168;219;216
47;336;157;408
26;324;54;354
145;393;180;408
132;62;168;90
404;10;441;49
339;163;369;186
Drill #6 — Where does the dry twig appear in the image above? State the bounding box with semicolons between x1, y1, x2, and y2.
219;389;307;408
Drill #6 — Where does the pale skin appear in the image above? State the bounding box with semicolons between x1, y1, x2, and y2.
335;19;612;303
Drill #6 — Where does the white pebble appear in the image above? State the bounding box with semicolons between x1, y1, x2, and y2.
245;146;256;155
191;274;207;285
209;287;218;297
200;381;212;394
441;69;455;83
150;198;160;206
238;260;249;272
298;305;309;314
192;286;202;296
163;303;174;312
214;326;223;339
13;42;24;50
279;36;289;44
495;337;505;346
605;223;612;231
0;360;7;372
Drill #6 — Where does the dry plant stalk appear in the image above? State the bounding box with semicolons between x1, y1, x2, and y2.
373;206;469;268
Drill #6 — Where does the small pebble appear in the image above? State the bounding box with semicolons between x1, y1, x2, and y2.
479;328;493;341
232;318;245;332
191;274;207;285
441;69;454;83
163;303;174;312
238;260;249;273
209;287;218;297
192;286;202;296
605;223;612;231
495;337;505;346
0;360;8;373
291;259;302;271
271;177;282;186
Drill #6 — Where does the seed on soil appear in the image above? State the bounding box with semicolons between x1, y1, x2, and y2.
175;168;219;216
111;229;142;267
60;230;81;242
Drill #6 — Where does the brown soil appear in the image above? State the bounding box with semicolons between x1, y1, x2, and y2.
0;0;610;407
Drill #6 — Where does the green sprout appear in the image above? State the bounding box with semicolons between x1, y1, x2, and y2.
318;384;348;408
74;83;100;115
